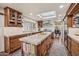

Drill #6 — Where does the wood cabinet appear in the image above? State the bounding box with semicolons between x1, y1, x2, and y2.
5;37;21;54
4;31;43;54
36;33;53;56
71;40;79;56
67;15;73;27
67;36;71;53
37;21;43;31
37;21;43;28
21;32;54;56
64;38;68;48
67;36;79;56
66;3;79;27
4;7;23;27
64;32;68;48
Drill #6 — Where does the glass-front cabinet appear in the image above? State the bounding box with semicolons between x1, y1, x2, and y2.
73;13;79;27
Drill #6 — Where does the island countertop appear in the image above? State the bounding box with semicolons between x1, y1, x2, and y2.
19;32;52;45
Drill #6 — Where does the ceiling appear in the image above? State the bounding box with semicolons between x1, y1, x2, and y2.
0;3;70;21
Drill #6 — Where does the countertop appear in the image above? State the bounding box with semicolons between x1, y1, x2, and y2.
68;34;79;44
4;31;39;37
4;27;40;37
68;27;79;44
19;32;52;45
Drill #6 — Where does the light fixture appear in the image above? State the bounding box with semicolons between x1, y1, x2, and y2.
29;13;33;15
39;11;56;17
37;15;43;18
59;5;64;8
58;14;62;17
37;11;56;19
42;16;56;19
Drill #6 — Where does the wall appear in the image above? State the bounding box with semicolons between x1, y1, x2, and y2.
41;20;55;32
0;27;4;52
0;14;4;52
4;27;23;36
22;18;38;32
0;8;4;13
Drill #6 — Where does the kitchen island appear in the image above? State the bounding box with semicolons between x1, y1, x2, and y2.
20;32;54;56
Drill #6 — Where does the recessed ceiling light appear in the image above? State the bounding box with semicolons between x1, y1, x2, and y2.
58;14;62;17
37;15;43;18
59;5;64;8
29;13;33;15
39;11;56;17
43;16;56;19
37;11;56;19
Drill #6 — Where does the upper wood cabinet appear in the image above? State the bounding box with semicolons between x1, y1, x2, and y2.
37;21;43;31
67;15;74;27
4;7;23;27
66;3;79;16
66;3;79;27
37;21;43;28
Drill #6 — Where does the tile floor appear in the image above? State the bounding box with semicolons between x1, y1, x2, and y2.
9;35;68;56
49;37;68;56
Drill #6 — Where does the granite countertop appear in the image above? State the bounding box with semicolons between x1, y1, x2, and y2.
4;27;39;37
68;33;79;44
19;32;52;45
68;28;79;44
4;30;43;38
4;31;37;37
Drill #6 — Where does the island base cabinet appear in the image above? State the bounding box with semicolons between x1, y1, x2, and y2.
21;33;54;56
37;35;53;56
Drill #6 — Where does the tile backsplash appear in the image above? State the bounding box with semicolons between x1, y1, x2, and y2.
4;27;23;36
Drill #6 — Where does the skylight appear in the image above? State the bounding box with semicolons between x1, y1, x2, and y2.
40;11;56;17
37;11;56;19
42;16;56;19
59;5;64;8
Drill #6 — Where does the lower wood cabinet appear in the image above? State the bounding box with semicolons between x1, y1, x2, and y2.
37;34;53;56
4;32;43;54
21;33;54;56
5;37;21;54
64;31;68;48
71;40;79;56
67;37;71;53
67;36;79;56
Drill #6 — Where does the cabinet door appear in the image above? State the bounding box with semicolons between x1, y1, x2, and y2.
67;37;71;52
64;34;68;48
71;40;79;56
